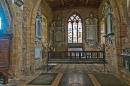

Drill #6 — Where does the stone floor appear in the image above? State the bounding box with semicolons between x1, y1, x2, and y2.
0;64;129;86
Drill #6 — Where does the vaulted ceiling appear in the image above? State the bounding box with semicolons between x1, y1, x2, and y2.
45;0;103;10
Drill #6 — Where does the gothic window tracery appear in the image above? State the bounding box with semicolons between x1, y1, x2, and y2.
68;14;82;43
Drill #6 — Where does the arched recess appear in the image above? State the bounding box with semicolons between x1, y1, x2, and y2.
66;11;84;48
66;10;84;24
115;0;127;23
0;0;12;31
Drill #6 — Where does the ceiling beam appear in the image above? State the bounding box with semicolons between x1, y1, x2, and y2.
74;0;76;5
61;0;64;7
52;5;98;11
86;0;89;5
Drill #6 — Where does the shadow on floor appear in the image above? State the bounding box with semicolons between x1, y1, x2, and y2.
94;73;128;86
28;73;58;85
36;65;55;70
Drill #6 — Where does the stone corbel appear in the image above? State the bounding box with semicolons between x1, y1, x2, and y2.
104;33;114;45
55;42;64;47
87;39;96;46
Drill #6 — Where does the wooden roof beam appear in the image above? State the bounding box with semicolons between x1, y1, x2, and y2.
61;0;64;7
74;0;76;4
86;0;89;5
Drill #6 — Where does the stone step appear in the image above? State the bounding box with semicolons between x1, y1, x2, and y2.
47;59;107;64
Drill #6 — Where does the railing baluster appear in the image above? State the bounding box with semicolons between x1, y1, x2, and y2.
78;51;81;59
48;51;105;62
97;52;98;59
75;52;76;59
70;51;72;59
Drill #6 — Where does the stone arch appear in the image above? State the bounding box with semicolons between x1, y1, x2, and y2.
0;0;12;31
29;0;42;73
115;0;127;23
19;0;42;75
66;10;84;23
42;15;47;44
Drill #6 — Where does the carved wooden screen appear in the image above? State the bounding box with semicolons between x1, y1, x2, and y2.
0;39;10;67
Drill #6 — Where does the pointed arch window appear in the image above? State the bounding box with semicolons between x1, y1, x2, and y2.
0;17;1;29
68;14;82;43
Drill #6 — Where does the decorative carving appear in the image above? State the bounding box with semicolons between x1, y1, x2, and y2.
85;13;98;46
102;2;113;16
102;2;114;46
35;12;42;42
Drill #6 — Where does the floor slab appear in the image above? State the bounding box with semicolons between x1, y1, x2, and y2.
94;73;129;86
58;73;94;86
27;73;58;85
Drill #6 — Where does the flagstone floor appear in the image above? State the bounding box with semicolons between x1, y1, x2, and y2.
0;64;129;86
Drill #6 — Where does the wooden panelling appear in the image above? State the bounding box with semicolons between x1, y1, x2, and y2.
0;34;12;84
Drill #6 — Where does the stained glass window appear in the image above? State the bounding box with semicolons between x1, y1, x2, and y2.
0;17;1;29
68;14;82;43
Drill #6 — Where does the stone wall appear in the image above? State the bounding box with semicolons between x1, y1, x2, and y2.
34;0;53;70
2;0;52;78
0;0;25;78
117;0;130;84
98;0;119;69
52;8;100;51
1;0;130;84
98;0;130;84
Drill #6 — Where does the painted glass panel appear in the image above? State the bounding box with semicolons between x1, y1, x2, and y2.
68;14;82;43
68;22;72;43
73;21;77;43
78;21;82;43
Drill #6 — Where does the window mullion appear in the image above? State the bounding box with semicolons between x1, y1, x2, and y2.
72;21;73;43
68;14;82;43
76;21;78;43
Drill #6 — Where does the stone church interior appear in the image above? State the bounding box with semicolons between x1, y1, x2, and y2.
0;0;130;86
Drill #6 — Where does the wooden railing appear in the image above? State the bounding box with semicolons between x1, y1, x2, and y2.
48;51;105;60
46;51;108;72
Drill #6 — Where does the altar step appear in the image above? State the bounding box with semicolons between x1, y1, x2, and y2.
47;59;107;64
